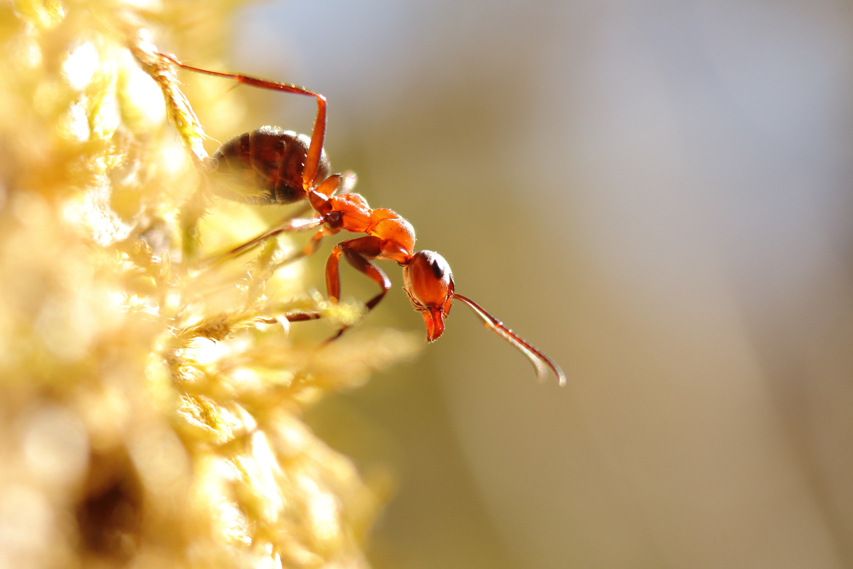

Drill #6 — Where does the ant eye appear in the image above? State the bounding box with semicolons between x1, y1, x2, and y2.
427;256;445;279
405;251;453;301
420;251;450;278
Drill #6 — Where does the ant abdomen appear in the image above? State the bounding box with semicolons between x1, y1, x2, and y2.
208;125;331;205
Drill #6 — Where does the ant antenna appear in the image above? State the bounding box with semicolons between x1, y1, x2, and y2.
453;294;566;386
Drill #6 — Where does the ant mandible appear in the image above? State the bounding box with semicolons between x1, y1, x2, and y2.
159;53;566;386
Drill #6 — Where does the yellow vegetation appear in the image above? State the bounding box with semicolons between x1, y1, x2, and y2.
0;1;418;567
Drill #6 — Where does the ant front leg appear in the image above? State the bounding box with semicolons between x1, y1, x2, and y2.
325;236;392;341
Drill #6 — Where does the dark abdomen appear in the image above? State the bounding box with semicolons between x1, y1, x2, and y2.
209;126;330;205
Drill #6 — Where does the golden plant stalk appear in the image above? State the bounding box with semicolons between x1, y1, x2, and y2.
0;1;418;568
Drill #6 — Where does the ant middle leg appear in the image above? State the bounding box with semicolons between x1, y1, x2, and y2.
270;237;390;339
323;236;392;341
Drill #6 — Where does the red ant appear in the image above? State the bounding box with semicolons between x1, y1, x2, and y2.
159;53;566;386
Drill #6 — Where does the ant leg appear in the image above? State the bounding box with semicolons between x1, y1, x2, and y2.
269;226;328;271
311;172;354;204
325;236;387;304
277;236;390;336
203;215;325;266
214;168;346;264
281;312;322;323
324;236;391;340
212;172;348;267
158;53;327;191
334;171;358;196
241;229;333;325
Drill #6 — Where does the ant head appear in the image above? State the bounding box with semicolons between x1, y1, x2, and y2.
402;250;455;342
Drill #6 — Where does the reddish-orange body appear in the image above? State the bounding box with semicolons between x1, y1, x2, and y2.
159;53;565;385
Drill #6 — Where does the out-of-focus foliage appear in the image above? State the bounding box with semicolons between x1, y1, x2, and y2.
0;1;418;568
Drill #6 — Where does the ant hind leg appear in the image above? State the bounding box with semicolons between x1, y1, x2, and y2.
157;52;328;192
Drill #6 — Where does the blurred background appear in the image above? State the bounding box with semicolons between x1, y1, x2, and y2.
210;0;853;567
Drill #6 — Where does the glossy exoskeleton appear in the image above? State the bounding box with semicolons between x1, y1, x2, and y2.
160;53;566;385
